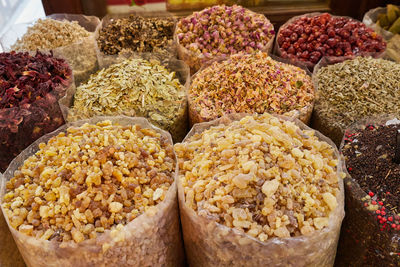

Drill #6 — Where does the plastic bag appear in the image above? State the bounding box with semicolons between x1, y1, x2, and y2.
274;12;385;71
0;52;74;172
174;12;274;75
187;54;314;126
0;115;184;267
94;12;177;68
0;14;100;86
60;53;189;143
336;115;400;266
178;113;345;267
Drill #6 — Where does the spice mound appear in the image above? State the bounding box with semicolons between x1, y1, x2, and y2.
175;113;340;241
189;52;314;124
176;5;274;59
342;122;400;231
70;58;187;141
313;57;400;145
97;15;175;55
0;51;71;172
277;13;386;64
11;18;91;51
2;120;175;243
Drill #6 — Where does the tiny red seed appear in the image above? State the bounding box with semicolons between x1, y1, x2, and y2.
382;218;387;222
378;201;383;206
392;224;396;228
381;206;386;210
380;219;384;224
381;211;386;216
388;217;393;222
377;215;382;220
376;210;381;214
369;192;374;197
348;167;353;171
372;201;377;205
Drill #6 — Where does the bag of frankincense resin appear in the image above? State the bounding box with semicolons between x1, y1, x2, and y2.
175;113;345;266
337;115;400;266
0;116;184;267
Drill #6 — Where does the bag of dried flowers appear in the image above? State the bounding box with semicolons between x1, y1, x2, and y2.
337;115;400;266
311;56;400;146
0;13;100;86
0;116;184;267
0;51;74;172
0;184;25;267
188;52;315;126
274;12;386;70
95;11;177;68
175;113;345;267
174;5;275;74
61;53;189;143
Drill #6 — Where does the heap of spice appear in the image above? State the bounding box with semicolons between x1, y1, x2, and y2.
189;52;314;124
175;113;341;242
2;120;175;243
0;51;71;172
69;58;187;142
277;13;386;64
175;5;274;71
11;18;91;51
338;120;400;265
313;57;400;145
97;15;175;55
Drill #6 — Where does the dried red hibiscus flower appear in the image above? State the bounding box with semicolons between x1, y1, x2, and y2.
0;51;72;172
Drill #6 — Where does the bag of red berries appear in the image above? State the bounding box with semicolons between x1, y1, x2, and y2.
337;115;400;266
274;12;386;70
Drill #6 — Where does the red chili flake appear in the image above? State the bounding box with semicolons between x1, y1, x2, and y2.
368;191;374;197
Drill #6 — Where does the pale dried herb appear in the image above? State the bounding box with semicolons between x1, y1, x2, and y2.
70;58;187;141
314;57;400;145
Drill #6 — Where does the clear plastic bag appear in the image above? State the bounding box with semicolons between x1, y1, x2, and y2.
178;113;345;267
336;115;400;266
0;53;74;172
60;53;189;143
94;12;177;68
174;11;274;75
187;54;314;126
0;14;100;86
0;116;184;267
274;12;385;71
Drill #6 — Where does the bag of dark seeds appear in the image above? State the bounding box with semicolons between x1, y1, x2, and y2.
337;115;400;266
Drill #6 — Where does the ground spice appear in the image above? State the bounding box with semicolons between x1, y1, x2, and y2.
2;120;175;243
189;52;314;124
97;15;175;55
69;58;187;142
0;51;72;172
313;57;400;145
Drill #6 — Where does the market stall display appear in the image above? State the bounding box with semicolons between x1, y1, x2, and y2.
312;56;400;146
0;51;73;172
175;113;345;266
188;52;314;125
276;13;386;68
1;116;183;266
0;14;100;85
175;5;275;73
64;56;188;142
337;116;400;266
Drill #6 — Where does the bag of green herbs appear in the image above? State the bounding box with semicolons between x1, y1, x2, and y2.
188;52;315;126
337;115;400;266
95;11;177;68
311;56;400;146
61;53;189;143
175;113;345;267
0;116;184;267
0;51;74;172
0;14;100;86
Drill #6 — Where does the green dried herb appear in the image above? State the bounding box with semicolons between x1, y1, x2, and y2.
70;58;187;141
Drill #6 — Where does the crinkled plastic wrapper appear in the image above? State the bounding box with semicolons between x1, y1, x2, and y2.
60;53;189;143
178;113;345;267
274;12;386;71
0;116;184;267
94;12;178;68
0;14;100;86
0;176;25;267
0;66;74;172
188;55;314;126
336;115;400;266
174;13;274;75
